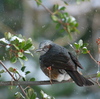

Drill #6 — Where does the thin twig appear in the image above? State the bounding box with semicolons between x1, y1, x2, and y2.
88;52;98;64
35;0;53;15
0;60;27;97
0;60;16;81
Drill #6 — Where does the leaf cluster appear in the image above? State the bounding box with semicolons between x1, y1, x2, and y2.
51;4;79;38
73;39;89;54
0;32;35;64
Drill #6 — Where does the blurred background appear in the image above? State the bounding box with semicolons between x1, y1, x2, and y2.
0;0;100;99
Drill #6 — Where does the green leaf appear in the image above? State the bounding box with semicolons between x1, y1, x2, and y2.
0;69;5;73
74;43;80;49
22;77;26;81
27;88;37;99
9;67;17;73
18;41;26;49
21;66;26;72
64;1;68;5
25;71;30;75
36;0;42;6
20;56;28;61
10;56;17;63
53;4;59;11
15;92;25;98
97;72;100;77
27;38;32;43
57;12;64;18
18;52;24;57
30;78;35;81
82;47;88;54
51;15;58;22
59;6;66;11
5;32;13;39
56;23;61;29
74;22;78;27
23;43;32;51
63;12;69;17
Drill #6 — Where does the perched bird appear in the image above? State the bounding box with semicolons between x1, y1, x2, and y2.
36;40;94;86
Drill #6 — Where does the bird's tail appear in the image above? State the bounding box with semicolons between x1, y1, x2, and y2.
67;71;94;86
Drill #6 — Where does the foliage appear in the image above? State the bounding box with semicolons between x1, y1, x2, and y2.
35;0;79;38
51;4;79;38
0;32;34;64
0;0;100;99
73;39;89;54
15;89;55;99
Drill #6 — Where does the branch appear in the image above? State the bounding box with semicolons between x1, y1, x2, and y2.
0;73;97;86
0;60;17;81
35;0;53;15
0;60;27;97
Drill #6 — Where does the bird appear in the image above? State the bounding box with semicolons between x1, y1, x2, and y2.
36;40;94;86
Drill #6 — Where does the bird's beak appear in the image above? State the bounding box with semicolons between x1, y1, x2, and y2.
36;48;42;52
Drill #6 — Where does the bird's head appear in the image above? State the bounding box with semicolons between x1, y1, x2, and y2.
36;40;53;55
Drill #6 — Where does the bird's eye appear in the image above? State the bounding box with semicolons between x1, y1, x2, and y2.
42;45;51;51
44;45;51;49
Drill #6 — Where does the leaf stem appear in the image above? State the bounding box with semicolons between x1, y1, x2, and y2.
35;0;53;15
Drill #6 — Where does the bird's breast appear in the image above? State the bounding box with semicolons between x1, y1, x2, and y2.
41;66;71;82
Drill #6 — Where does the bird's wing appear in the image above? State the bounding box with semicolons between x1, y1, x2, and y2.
49;52;78;71
68;52;83;69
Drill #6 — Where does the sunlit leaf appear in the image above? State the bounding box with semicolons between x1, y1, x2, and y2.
15;92;25;98
51;15;58;22
24;50;33;57
74;43;80;49
18;52;24;57
27;88;37;99
5;32;13;39
78;39;83;47
82;47;88;54
97;72;100;77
